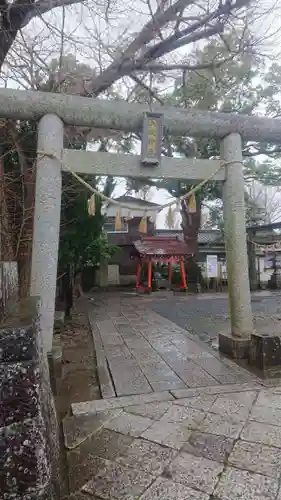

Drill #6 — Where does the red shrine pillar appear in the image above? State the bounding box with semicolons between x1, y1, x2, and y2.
147;260;152;292
180;260;187;291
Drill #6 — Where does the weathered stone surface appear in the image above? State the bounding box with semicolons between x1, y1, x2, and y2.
219;331;250;359
104;411;153;437
249;403;281;427
241;421;281;447
63;410;122;450
54;311;65;332
183;431;234;462
67;429;133;492
0;417;49;497
72;391;173;416
0;298;60;500
0;325;37;362
161;405;205;427
0;361;40;427
124;401;172;420
255;389;281;408
166;451;223;494
150;380;186;391
82;458;155;499
117;438;177;475
228;440;281;478
173;395;217;411
171;384;260;400
198;412;244;438
139;477;209;500
141;420;192;450
214;466;279;500
249;331;281;377
208;391;256;421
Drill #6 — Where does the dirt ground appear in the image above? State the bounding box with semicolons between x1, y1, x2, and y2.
60;298;100;414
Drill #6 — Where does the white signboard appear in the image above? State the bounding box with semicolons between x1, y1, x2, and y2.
221;264;227;279
206;255;218;278
259;257;265;274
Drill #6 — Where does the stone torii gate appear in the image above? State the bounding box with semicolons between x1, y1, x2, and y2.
1;89;281;360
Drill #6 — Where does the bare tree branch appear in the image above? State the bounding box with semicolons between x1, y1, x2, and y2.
22;0;85;27
136;61;224;72
89;0;251;95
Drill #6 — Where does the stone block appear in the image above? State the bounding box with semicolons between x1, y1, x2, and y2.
214;467;279;500
241;421;281;447
104;411;153;437
182;431;234;463
0;361;40;427
82;458;155;499
139;477;209;500
0;297;61;500
165;452;224;495
116;438;177;475
219;331;250;359
0;417;49;497
0;324;38;363
228;440;281;478
48;346;62;397
54;311;65;333
249;331;281;377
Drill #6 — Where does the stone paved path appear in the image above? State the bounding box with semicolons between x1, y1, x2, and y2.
66;383;281;499
151;290;281;347
88;293;258;398
64;292;281;499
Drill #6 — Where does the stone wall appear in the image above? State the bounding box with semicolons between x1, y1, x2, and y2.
0;298;60;500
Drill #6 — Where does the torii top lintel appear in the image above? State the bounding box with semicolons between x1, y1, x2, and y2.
0;89;281;143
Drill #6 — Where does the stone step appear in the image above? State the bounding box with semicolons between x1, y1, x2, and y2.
62;409;122;450
71;382;264;417
64;493;96;500
71;391;174;416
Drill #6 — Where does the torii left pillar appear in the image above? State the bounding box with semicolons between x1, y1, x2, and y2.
30;114;63;354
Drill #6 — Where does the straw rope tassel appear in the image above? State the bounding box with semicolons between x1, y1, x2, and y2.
37;152;239;220
88;194;96;216
115;208;122;231
139;213;147;233
167;205;174;229
188;193;197;213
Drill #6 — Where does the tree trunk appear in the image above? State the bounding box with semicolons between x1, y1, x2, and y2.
17;163;35;297
0;138;15;261
181;198;202;292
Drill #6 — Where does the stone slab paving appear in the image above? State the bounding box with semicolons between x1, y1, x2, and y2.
150;290;281;348
87;294;259;398
66;384;281;499
65;293;281;499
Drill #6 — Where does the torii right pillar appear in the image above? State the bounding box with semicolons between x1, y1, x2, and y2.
219;133;253;358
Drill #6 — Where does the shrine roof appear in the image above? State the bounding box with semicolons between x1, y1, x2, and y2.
133;236;190;257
